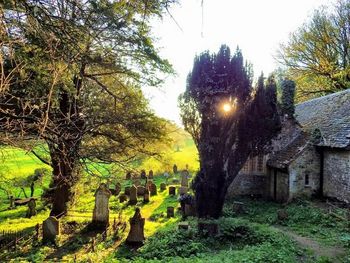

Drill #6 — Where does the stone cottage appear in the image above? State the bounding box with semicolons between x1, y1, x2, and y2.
228;89;350;203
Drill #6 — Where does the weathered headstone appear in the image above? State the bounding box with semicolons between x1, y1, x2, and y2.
137;186;146;196
119;194;127;203
169;186;176;196
178;186;188;195
42;216;60;243
173;164;178;174
115;182;121;196
129;185;137;205
140;170;146;179
143;190;150;203
148;170;154;179
181;170;189;187
167;206;175;218
184;203;196;217
126;172;131;180
160;183;166;192
26;198;37;218
149;183;157;196
126;208;145;246
92;183;111;228
233;201;245;214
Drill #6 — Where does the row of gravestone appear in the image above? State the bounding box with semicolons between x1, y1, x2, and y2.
125;169;154;180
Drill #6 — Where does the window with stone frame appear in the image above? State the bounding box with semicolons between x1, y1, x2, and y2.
257;154;264;172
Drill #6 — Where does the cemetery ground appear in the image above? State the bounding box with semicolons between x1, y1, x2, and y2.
0;149;349;262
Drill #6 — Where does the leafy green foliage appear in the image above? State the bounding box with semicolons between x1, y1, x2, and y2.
281;79;296;117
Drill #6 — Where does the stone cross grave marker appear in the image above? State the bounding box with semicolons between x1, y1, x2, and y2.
129;185;137;205
43;216;60;243
92;183;112;227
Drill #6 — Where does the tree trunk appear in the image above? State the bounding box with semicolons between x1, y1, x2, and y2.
194;165;227;219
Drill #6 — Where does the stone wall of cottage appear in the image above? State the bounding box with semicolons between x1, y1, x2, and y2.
226;172;268;198
288;144;320;199
323;149;350;203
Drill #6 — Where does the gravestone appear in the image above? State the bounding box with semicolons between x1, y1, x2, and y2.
126;172;131;180
9;195;15;209
184;203;196;217
148;170;154;179
126;207;145;246
178;186;188;195
169;186;176;196
124;186;131;196
233;201;245;214
119;194;127;203
115;182;121;196
140;170;146;179
137;186;146;196
143;190;150;203
145;180;153;189
173;164;178;174
160;183;166;192
43;216;60;243
26;198;37;218
92;183;112;228
167;206;175;218
149;183;157;196
129;185;137;205
181;170;189;187
277;209;288;221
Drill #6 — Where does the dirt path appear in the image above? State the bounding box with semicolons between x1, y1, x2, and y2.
272;226;346;261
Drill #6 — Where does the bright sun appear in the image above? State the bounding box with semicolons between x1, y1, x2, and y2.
222;103;231;112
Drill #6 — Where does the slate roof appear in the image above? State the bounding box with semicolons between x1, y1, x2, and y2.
267;89;350;169
295;89;350;149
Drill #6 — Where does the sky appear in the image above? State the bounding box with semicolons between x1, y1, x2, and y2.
145;0;333;125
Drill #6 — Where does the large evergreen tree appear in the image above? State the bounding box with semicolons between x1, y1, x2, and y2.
0;0;176;217
179;45;280;219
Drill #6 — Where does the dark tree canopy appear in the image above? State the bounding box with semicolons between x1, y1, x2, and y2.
278;0;350;101
0;0;176;216
179;45;280;219
280;79;296;118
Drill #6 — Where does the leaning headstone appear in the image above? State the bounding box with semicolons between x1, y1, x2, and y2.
173;164;178;174
143;190;150;203
178;186;188;195
126;172;131;180
149;183;157;196
148;170;154;179
167;206;175;218
126;207;145;246
181;170;189;187
140;170;146;179
129;185;137;205
124;186;131;196
169;186;176;196
119;194;127;203
26;198;37;218
160;183;166;192
42;216;60;243
137;186;146;196
92;183;111;228
115;182;121;196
